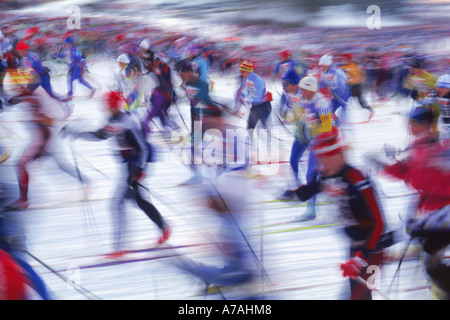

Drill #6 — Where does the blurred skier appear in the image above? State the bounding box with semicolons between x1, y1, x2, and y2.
15;41;62;100
178;61;222;185
116;53;146;115
318;54;351;126
54;36;96;101
171;112;261;299
235;61;273;140
137;43;180;137
292;127;391;300
341;54;374;120
278;72;333;221
6;87;88;210
63;91;171;258
272;50;307;81
366;106;450;299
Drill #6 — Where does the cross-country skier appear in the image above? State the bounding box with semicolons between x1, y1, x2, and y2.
235;61;272;139
137;44;180;137
293;127;391;299
366;106;450;299
170;112;261;299
178;61;222;185
54;36;96;101
15;41;62;100
6;87;88;210
63;91;171;258
278;72;333;221
272;50;307;81
340;54;374;120
318;54;351;126
116;53;146;115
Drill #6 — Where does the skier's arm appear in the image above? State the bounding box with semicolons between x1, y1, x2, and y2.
74;118;118;141
76;127;112;141
313;97;333;135
294;174;321;202
345;168;385;252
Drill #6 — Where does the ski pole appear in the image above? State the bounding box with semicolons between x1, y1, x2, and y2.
69;136;98;241
208;180;277;293
174;100;189;131
387;236;415;294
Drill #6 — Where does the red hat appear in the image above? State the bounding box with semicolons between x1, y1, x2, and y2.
16;41;30;51
279;50;292;60
104;91;124;110
312;127;345;157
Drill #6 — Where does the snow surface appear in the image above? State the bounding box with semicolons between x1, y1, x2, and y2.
0;56;442;300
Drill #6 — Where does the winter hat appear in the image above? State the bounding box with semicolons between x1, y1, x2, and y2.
63;36;74;44
436;74;450;89
409;106;435;125
299;76;319;92
239;61;254;73
279;50;291;60
312;127;345;157
104;91;124;110
117;54;130;64
282;69;301;86
15;41;30;51
139;39;150;50
319;54;333;66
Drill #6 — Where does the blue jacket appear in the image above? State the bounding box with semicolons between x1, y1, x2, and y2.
192;55;209;83
23;51;46;75
273;59;308;79
55;45;86;72
238;72;267;106
320;64;351;101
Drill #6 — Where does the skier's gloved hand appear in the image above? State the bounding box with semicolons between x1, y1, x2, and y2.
340;251;368;280
127;167;146;189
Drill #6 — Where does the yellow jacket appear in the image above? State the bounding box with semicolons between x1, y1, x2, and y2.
341;62;365;85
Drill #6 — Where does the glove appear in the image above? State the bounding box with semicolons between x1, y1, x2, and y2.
340;251;368;280
264;91;273;102
127;167;146;189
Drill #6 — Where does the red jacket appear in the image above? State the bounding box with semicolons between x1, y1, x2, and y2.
382;137;450;214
